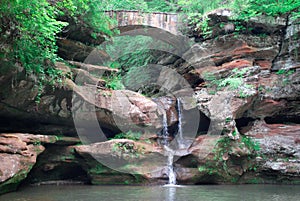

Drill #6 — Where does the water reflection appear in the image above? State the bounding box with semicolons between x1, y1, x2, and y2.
1;185;300;201
165;187;176;201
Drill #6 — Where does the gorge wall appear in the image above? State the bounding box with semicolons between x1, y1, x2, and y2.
0;9;300;194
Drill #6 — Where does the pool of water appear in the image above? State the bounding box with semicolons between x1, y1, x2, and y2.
1;184;300;201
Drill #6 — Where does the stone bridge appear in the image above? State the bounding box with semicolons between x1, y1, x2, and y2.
105;10;181;35
105;10;189;53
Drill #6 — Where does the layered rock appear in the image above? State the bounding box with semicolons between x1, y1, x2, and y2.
0;134;53;194
0;62;164;137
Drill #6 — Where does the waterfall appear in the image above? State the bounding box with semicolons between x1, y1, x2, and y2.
164;145;176;185
162;111;169;137
177;98;187;149
177;98;183;142
161;109;176;185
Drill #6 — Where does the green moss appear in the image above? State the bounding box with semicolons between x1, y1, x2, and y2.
246;178;264;184
89;164;108;175
0;165;33;195
110;131;142;141
90;174;144;185
231;177;239;183
289;180;300;185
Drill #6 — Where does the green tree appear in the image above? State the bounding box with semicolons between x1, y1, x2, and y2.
0;0;115;102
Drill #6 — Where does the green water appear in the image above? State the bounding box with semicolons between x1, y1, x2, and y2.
1;185;300;201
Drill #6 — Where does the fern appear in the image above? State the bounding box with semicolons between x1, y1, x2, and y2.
219;77;243;90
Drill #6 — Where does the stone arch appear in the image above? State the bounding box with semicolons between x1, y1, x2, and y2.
115;25;190;54
105;10;180;35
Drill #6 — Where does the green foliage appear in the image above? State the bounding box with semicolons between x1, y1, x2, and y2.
1;0;67;74
233;0;300;20
103;36;157;70
55;0;117;37
204;68;254;98
214;137;232;161
101;0;149;11
196;136;233;176
241;135;260;152
0;0;71;102
178;0;225;14
112;141;143;159
106;74;125;90
276;69;295;86
181;0;300;37
111;131;142;141
276;69;295;75
100;35;164;94
0;0;115;102
219;77;243;90
146;0;177;12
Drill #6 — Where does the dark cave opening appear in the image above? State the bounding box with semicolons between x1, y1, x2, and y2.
264;115;300;124
235;117;256;133
197;111;211;135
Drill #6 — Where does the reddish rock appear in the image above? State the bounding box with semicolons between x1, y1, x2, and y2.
242;121;300;182
0;134;47;195
153;96;178;129
221;59;253;69
254;60;272;70
74;139;169;184
249;99;287;119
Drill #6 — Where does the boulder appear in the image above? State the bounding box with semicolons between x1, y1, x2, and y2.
72;88;163;139
74;139;173;184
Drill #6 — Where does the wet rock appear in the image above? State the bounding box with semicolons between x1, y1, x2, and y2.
194;88;255;138
245;70;300;119
153;96;178;134
178;34;279;87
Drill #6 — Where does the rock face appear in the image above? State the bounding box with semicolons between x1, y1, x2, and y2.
272;19;300;70
0;62;164;137
0;134;53;194
0;133;83;194
57;38;110;64
237;121;300;184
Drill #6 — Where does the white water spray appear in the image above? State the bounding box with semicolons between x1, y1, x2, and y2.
164;145;176;185
176;98;184;147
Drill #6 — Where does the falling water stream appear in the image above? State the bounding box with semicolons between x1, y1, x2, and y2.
161;98;185;185
164;145;176;185
160;105;176;185
176;98;185;149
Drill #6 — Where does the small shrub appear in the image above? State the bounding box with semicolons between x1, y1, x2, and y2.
110;131;142;141
241;135;260;152
204;68;254;98
106;74;125;90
